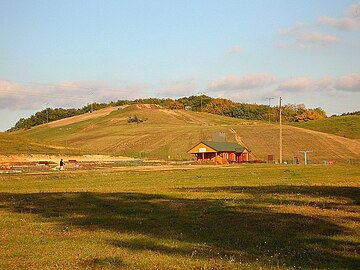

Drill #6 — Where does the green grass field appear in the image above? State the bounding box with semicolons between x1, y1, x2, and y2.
0;165;359;269
0;133;62;155
289;115;360;140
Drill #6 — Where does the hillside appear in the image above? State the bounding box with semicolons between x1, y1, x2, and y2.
13;104;360;163
0;133;62;155
289;115;360;140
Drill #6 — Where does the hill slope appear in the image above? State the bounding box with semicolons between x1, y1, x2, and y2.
0;133;63;155
289;115;360;140
14;105;360;163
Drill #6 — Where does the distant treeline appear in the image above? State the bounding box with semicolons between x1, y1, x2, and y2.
112;96;327;122
9;95;330;131
340;111;360;116
8;103;108;131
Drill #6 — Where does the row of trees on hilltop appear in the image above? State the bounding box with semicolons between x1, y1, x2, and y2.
202;98;326;122
112;96;327;122
340;111;360;116
9;95;328;131
8;103;108;131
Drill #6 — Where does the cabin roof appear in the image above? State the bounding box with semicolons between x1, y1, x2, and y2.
200;141;246;153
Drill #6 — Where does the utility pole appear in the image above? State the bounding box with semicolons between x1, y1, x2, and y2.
45;103;49;123
198;92;204;112
90;91;94;113
279;97;283;164
299;150;313;165
266;97;274;124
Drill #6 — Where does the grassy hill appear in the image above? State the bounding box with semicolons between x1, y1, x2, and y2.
0;132;63;155
289;115;360;140
12;104;360;163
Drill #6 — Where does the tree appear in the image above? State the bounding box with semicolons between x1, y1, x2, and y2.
314;107;327;118
177;95;213;111
341;110;360;116
295;109;326;122
204;98;235;116
167;101;184;110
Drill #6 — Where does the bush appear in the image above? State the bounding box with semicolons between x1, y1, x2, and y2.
128;115;147;123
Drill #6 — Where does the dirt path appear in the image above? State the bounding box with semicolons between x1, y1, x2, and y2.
229;128;258;159
0;154;136;164
46;106;119;128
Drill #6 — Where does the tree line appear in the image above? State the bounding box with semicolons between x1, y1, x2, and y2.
340;111;360;116
8;103;108;131
9;95;329;131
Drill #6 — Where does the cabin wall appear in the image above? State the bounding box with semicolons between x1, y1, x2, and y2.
188;143;216;154
188;143;249;164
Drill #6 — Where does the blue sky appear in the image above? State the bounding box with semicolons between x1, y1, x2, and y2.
1;0;360;131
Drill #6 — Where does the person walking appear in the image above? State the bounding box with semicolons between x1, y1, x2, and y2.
59;159;65;171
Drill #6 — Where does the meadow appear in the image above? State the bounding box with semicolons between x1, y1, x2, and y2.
0;164;359;269
289;115;360;140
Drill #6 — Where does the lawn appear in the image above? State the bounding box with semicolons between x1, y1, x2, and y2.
0;165;359;269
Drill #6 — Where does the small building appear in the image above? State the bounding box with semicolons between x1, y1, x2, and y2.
187;141;249;164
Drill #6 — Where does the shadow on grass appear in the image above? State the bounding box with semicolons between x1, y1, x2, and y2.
0;187;359;269
178;185;360;206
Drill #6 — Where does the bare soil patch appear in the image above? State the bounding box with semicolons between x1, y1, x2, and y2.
135;104;162;109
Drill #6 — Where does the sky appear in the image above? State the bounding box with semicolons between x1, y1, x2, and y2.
1;0;360;131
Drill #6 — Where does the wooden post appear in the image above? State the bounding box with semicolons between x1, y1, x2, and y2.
279;97;283;164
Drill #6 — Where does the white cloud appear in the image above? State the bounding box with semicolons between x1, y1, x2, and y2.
275;74;360;94
207;74;278;103
335;74;360;92
0;80;150;110
0;81;23;102
279;26;340;49
0;81;47;109
0;79;203;110
346;3;360;18
208;73;277;91
220;90;252;101
297;32;339;46
228;45;242;54
279;22;306;36
277;77;316;92
156;79;198;98
317;16;358;30
1;74;358;113
278;3;360;50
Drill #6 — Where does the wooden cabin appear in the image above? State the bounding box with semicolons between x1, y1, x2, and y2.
187;141;249;164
